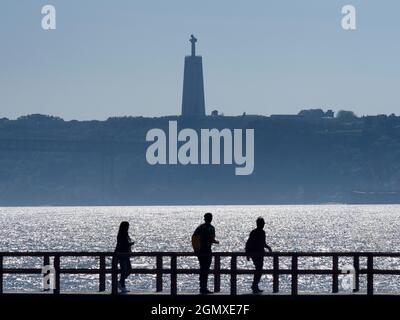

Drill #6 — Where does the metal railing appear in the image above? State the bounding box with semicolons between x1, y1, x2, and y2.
0;251;399;295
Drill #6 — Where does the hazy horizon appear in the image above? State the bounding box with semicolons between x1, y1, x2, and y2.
1;0;399;120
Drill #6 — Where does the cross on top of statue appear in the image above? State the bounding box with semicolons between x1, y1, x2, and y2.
190;34;197;56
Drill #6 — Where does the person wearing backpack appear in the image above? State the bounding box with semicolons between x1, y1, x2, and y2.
192;213;219;294
245;217;272;293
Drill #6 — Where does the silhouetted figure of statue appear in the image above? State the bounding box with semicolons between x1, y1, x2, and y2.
190;34;197;56
114;221;134;293
245;217;272;293
192;213;219;294
181;34;205;116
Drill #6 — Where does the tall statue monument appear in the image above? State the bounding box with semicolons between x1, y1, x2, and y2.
181;35;206;117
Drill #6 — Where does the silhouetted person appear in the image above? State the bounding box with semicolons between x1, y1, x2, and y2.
192;213;219;294
115;221;134;293
245;217;272;293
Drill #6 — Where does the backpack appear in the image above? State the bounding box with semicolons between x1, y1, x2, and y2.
191;225;203;252
191;233;201;252
245;232;254;254
245;237;250;254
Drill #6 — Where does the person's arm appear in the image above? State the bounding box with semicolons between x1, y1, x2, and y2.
264;233;272;252
246;232;253;261
211;234;219;244
211;227;219;244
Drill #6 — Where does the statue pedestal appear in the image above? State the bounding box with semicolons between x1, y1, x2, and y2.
181;55;206;117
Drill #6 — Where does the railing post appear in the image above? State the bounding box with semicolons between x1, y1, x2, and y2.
291;255;298;295
43;255;50;292
99;255;106;292
332;255;339;293
171;254;177;295
53;255;60;294
353;255;360;293
0;255;3;294
367;255;374;295
156;255;163;292
214;254;221;293
111;254;118;295
273;254;279;293
230;255;237;295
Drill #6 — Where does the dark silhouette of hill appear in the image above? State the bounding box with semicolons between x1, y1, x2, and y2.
0;113;399;205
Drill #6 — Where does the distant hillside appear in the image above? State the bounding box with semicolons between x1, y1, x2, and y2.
0;113;400;205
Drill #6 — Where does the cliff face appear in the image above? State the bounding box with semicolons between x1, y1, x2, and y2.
0;114;400;205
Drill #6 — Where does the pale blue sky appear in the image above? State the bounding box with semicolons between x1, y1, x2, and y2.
0;0;399;120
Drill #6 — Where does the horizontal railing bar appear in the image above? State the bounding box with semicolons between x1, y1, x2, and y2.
2;269;42;274
370;270;400;275
1;251;400;257
4;268;400;276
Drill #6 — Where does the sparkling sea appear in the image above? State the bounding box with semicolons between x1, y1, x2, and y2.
1;205;400;294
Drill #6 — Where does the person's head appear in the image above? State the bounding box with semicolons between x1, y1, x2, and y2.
256;217;265;229
204;212;213;224
118;221;129;236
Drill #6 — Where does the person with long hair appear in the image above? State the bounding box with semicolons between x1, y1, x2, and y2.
115;221;134;293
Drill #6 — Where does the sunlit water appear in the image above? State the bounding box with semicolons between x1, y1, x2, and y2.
1;205;400;294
